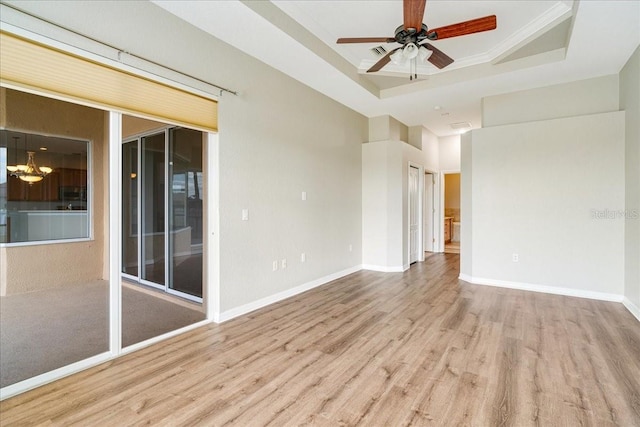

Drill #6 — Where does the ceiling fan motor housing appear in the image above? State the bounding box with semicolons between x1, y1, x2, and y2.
394;24;437;45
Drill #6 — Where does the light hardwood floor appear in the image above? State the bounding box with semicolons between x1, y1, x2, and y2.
1;254;639;426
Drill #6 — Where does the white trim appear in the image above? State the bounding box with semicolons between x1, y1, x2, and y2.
422;169;437;253
0;237;91;248
440;170;460;253
108;111;123;357
0;316;214;400
623;297;640;323
407;162;424;264
214;265;362;323
205;132;220;322
458;274;624;302
121;319;212;355
0;352;112;400
362;264;408;273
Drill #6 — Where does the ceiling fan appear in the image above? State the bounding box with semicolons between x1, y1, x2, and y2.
336;0;497;79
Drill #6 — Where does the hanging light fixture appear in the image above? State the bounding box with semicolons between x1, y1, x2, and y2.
6;136;53;184
390;43;433;80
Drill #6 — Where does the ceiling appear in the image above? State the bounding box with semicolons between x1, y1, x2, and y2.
151;0;639;137
4;1;640;137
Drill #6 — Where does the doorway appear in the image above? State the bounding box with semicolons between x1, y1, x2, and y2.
122;127;204;302
443;172;461;254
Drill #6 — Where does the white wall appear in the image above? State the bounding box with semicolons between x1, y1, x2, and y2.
362;140;402;270
438;135;461;171
482;75;620;127
460;133;473;274
363;120;442;270
410;126;439;172
463;111;625;298
218;63;366;313
620;45;640;315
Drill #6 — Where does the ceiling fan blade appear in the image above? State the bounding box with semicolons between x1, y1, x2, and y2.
337;37;396;44
427;15;497;40
423;43;454;69
367;47;401;73
404;0;427;31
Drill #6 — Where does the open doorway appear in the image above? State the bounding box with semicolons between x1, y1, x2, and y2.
443;172;460;254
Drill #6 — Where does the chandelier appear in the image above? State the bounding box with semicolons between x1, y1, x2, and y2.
6;137;53;184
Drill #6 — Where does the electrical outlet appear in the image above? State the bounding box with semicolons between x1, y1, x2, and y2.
281;259;287;269
242;209;249;221
302;191;307;201
512;253;519;262
301;253;306;263
349;244;353;252
273;261;278;271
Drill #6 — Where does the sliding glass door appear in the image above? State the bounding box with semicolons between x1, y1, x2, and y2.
168;128;203;298
122;128;203;302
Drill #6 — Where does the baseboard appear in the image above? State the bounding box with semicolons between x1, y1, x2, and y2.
623;297;640;322
458;274;624;303
214;265;363;323
362;264;408;273
0;352;113;401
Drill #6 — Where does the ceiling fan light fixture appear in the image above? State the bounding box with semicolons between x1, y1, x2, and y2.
403;42;419;59
418;45;432;61
390;49;406;65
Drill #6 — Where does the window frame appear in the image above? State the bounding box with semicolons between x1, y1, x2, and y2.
0;128;93;247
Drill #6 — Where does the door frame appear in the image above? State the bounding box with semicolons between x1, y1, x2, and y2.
407;162;424;265
121;126;203;303
440;169;461;251
423;170;435;253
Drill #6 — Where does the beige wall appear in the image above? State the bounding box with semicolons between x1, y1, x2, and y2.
0;89;107;295
620;45;640;311
439;135;461;172
122;115;166;138
482;75;619;127
368;115;408;144
463;111;625;296
444;174;460;209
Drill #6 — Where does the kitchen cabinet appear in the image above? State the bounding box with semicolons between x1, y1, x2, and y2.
7;172;60;201
59;168;87;188
7;168;86;202
444;217;453;244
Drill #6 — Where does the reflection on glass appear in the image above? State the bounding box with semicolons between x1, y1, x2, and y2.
122;142;138;277
0;130;89;244
141;133;166;286
0;89;108;389
120;117;205;348
169;128;203;298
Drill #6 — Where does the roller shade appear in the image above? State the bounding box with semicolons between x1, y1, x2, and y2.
0;31;218;132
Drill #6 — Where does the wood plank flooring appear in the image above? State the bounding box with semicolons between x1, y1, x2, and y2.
1;254;640;426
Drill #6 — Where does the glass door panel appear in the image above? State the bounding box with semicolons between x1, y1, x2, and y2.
140;133;166;286
168;128;203;298
122;141;138;277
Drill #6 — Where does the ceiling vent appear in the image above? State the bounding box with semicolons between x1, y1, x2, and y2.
450;122;472;130
370;46;387;57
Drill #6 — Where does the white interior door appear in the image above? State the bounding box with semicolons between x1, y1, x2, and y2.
424;173;435;252
409;166;420;264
